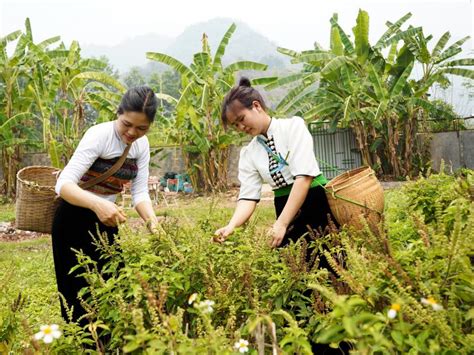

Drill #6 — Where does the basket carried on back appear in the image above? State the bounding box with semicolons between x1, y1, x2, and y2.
16;166;61;233
325;166;384;229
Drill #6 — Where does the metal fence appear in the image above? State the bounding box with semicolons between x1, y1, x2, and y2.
308;122;362;179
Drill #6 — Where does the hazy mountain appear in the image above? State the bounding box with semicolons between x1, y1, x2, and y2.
81;18;291;73
81;33;174;72
165;18;290;67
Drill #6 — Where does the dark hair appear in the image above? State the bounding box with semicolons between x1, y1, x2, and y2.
117;86;158;123
221;77;268;127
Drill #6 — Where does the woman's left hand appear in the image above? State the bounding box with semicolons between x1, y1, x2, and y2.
269;220;287;248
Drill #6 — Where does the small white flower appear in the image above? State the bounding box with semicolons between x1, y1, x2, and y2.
234;338;249;353
387;303;400;319
387;309;397;319
196;299;215;314
188;293;198;305
421;297;443;311
34;324;61;344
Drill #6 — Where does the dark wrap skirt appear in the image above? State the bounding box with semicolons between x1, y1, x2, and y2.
274;184;335;246
274;184;339;273
51;200;117;326
275;185;350;354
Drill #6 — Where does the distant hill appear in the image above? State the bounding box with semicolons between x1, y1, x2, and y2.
81;33;173;72
81;18;291;73
164;18;290;68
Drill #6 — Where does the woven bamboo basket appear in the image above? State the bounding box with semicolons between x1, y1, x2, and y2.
325;166;384;229
16;166;61;233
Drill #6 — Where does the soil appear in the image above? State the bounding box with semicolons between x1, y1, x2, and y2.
0;221;49;242
0;218;146;243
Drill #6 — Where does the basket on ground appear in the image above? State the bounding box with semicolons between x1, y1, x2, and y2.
16;166;61;233
325;166;384;229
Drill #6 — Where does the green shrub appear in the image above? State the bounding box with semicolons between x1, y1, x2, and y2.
309;170;473;353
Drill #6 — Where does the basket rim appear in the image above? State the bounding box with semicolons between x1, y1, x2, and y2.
326;166;374;189
17;165;61;189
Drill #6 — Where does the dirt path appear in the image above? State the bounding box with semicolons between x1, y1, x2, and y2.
0;218;147;242
0;222;49;242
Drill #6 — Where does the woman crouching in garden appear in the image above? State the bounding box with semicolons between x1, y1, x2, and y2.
215;77;335;249
214;77;349;354
52;86;161;327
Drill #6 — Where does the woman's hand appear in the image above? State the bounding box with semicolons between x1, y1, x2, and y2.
92;199;127;227
213;224;235;243
212;200;257;244
135;201;165;234
146;216;165;234
269;220;288;248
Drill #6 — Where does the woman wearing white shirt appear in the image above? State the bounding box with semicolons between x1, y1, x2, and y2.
52;86;160;326
215;77;335;248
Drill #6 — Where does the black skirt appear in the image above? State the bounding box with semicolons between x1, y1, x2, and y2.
275;186;349;354
274;184;335;247
51;200;117;325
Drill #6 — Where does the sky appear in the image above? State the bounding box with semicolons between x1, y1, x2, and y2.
1;0;473;51
1;0;473;115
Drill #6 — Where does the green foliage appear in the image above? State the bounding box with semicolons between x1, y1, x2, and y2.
265;10;473;178
148;70;181;119
0;203;15;222
310;170;474;352
0;237;61;352
0;19;43;197
421;99;464;132
1;176;472;352
0;18;125;197
0;293;26;353
123;67;146;89
11;171;461;353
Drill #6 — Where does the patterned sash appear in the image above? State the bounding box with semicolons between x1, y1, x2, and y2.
80;157;138;195
257;136;289;188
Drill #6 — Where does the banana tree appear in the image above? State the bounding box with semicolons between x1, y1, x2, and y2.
378;24;473;173
258;10;472;177
26;39;126;168
147;23;268;191
256;11;417;174
0;19;44;197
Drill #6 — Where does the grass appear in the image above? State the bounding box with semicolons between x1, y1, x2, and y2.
123;194;275;227
0;237;61;350
0;203;15;222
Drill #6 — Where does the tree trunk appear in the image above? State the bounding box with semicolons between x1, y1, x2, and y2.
351;121;373;167
402;108;421;177
368;126;382;174
1;146;21;199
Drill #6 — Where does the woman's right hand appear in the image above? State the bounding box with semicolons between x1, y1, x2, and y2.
92;199;127;227
213;225;235;243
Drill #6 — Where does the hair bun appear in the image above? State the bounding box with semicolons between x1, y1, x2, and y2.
238;77;251;87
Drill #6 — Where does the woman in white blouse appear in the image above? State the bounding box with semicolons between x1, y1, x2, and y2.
52;86;160;326
215;77;335;248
